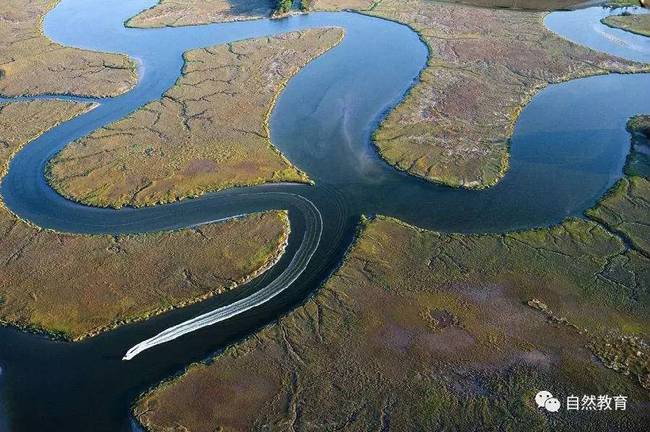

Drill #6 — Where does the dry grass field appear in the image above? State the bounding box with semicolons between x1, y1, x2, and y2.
0;0;136;96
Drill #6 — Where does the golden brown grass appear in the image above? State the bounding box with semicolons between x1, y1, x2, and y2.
440;0;591;9
0;0;136;97
126;0;380;28
47;29;344;208
135;206;650;431
0;101;289;339
127;0;276;28
303;0;378;11
125;0;588;29
602;14;650;38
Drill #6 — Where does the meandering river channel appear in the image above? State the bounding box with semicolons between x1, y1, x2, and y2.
0;1;648;430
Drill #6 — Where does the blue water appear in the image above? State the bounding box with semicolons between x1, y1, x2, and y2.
0;1;648;430
545;6;650;63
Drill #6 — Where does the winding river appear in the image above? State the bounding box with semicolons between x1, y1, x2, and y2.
0;0;648;430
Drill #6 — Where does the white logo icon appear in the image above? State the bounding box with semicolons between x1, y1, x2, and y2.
535;391;561;412
544;397;561;412
535;391;553;408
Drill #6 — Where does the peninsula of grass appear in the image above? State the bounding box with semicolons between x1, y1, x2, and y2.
126;0;277;28
602;13;650;37
0;100;290;340
126;0;381;27
0;0;136;97
47;29;343;208
604;0;642;8
126;0;589;28
367;0;647;189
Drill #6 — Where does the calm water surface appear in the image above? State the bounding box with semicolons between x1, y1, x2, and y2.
0;1;648;430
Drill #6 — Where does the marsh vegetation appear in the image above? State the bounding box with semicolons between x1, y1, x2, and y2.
0;0;136;97
47;29;343;208
133;104;650;430
136;169;650;430
126;0;592;29
126;0;276;27
0;101;290;339
368;0;647;188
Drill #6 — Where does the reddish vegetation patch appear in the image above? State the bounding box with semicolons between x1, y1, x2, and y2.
183;159;219;175
135;210;650;430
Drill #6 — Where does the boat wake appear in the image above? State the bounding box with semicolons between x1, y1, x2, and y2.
123;193;322;360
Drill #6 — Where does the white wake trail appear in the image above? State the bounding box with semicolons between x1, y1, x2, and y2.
123;195;322;360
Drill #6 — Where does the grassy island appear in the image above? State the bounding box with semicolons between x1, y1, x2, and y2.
0;0;136;97
0;101;290;340
134;121;650;430
47;29;343;208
